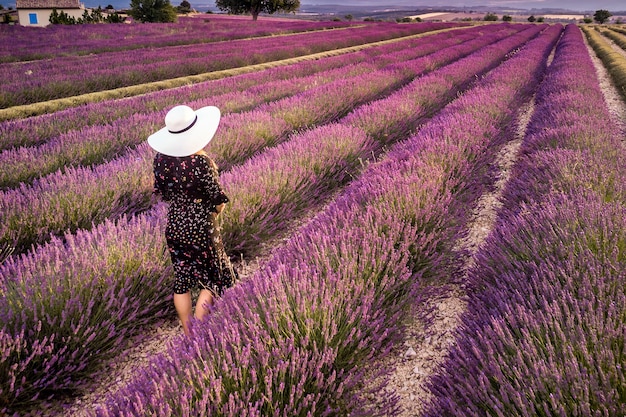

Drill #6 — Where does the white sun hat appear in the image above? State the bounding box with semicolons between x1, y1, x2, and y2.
147;105;221;157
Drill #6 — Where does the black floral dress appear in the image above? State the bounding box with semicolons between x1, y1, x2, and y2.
153;153;234;295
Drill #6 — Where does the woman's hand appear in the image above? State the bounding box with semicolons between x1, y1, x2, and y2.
215;203;226;214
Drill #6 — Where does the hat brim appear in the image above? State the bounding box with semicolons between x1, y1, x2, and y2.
147;106;221;157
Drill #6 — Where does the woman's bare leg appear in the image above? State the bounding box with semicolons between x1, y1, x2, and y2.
195;289;215;322
173;292;193;335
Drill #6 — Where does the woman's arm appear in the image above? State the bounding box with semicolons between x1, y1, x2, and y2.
193;152;229;212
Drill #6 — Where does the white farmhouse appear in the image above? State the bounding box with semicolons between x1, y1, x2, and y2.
16;0;85;27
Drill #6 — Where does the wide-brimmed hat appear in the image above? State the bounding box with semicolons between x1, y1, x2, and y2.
147;105;221;157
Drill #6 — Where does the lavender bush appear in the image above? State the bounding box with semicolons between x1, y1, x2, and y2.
95;23;562;417
0;122;376;414
0;67;403;254
0;16;352;63
0;24;555;414
0;62;377;187
0;24;529;255
0;21;471;124
0;204;173;412
426;196;625;416
425;24;626;416
0;22;477;149
581;26;626;100
0;50;369;148
219;23;552;257
342;24;546;146
1;21;459;108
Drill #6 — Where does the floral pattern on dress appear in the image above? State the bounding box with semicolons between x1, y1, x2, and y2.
153;153;233;295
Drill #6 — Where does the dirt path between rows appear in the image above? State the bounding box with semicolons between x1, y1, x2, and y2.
586;31;626;142
375;97;534;417
50;29;626;417
380;29;626;417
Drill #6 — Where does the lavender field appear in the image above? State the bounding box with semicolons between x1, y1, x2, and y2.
0;15;624;417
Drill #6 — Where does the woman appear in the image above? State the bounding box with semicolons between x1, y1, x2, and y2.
148;104;236;335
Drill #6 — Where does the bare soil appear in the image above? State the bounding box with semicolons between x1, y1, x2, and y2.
376;98;533;416
585;31;626;142
378;30;626;417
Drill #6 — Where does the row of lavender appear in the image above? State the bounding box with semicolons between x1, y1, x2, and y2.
0;24;528;256
425;25;625;415
1;21;459;108
0;64;380;187
0;24;547;414
601;25;626;52
583;26;626;101
0;15;352;63
96;24;563;417
0;22;469;149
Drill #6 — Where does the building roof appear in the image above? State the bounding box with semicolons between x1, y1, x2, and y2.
16;0;81;9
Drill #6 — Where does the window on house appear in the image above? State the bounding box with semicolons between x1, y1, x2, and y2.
29;13;38;24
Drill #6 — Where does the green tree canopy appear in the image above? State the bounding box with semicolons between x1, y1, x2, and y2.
50;6;125;24
593;9;612;24
483;12;498;21
50;9;77;24
215;0;300;20
129;0;177;23
177;0;191;13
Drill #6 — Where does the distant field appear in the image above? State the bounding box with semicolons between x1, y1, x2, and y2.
409;10;624;22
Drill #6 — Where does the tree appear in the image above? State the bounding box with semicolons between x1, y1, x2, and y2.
50;9;77;24
177;0;192;14
0;6;8;24
215;0;300;21
594;9;612;24
129;0;177;23
483;12;498;21
50;6;124;24
502;14;512;21
106;11;125;22
79;7;105;23
527;15;535;22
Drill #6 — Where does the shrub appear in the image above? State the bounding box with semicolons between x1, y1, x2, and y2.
484;13;498;21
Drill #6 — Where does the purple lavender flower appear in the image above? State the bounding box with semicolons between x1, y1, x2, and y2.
95;22;564;417
424;24;626;416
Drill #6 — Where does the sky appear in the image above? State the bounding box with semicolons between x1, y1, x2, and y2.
0;0;623;12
